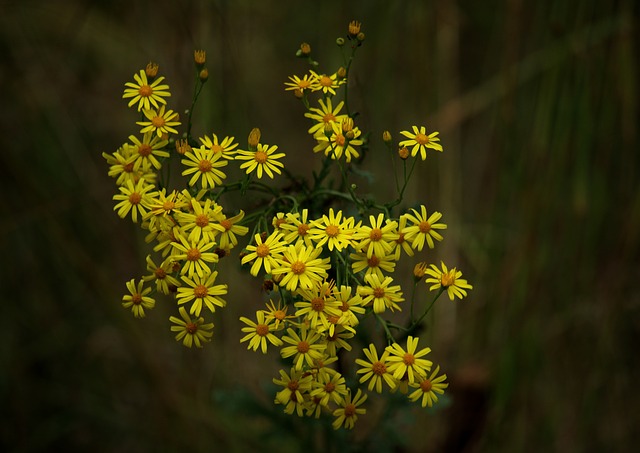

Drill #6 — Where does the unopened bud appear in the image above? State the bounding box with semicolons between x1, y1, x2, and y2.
413;262;429;280
348;20;361;37
300;42;311;56
336;37;345;46
248;128;261;147
399;146;410;160
383;130;392;143
337;66;347;79
323;122;334;137
194;50;206;66
175;139;191;155
145;62;159;78
199;68;209;82
357;32;365;42
294;88;304;99
345;130;355;140
341;117;354;133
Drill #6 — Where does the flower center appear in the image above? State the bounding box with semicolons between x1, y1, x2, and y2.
328;315;340;324
256;324;269;336
211;144;223;154
123;162;134;173
323;113;336;123
256;243;270;258
324;382;336;393
320;75;333;87
403;353;416;366
220;219;232;230
163;200;175;211
367;255;380;267
297;341;310;353
298;79;311;89
298;224;310;236
311;297;325;312
372;361;387;375
420;379;433;392
186;248;201;261
340;301;350;312
198;159;212;173
344;403;356;417
335;134;346;146
274;310;286;321
373;287;385;298
441;272;455;287
131;293;142;305
186;322;198;334
369;228;382;241
418;221;431;233
129;192;142;205
287;380;299;392
195;214;209;227
325;224;339;238
154;268;167;279
415;133;430;145
396;232;405;243
138;144;152;157
194;284;208;298
138;85;152;97
151;116;165;128
291;261;306;275
255;151;268;164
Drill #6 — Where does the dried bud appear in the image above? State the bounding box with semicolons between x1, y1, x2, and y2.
399;146;410;160
300;42;311;56
383;130;392;143
248;128;261;147
337;66;347;79
175;139;191;155
262;279;275;292
259;231;268;242
271;272;284;284
348;20;361;37
214;248;227;259
145;62;159;78
194;50;206;66
199;68;209;82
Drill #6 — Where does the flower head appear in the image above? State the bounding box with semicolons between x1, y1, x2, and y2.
280;327;327;370
176;271;227;316
123;69;171;111
332;388;367;430
408;365;449;407
309;208;356;252
169;306;214;348
355;343;397;393
240;310;283;353
424;261;473;300
399;125;443;160
181;146;228;189
121;279;155;317
236;143;285;179
402;206;446;251
271;243;331;292
137;105;181;138
385;336;433;384
112;178;157;223
199;133;238;159
357;273;404;314
241;231;287;276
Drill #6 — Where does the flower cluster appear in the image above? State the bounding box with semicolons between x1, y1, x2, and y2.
105;21;473;432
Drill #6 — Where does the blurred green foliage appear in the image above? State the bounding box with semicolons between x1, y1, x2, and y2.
1;0;638;451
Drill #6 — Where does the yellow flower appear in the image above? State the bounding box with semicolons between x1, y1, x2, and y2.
170;228;219;278
399;125;443;160
271;243;331;292
236;143;285;179
332;388;367;430
310;70;345;96
357;273;404;314
310;371;348;407
273;368;314;417
261;299;295;330
293;280;342;332
143;254;180;295
424;261;473;300
112;178;157;223
240;310;283;353
280;209;314;247
304;98;347;136
169;306;213;348
408;365;449;407
355;343;397;393
198;133;238;159
309;208;356;252
402;206;447;251
392;214;415;260
175;198;224;243
213;210;249;251
352;213;399;258
128;132;169;170
137;105;181;138
284;73;315;93
106;145;140;186
280;327;327;370
181;146;228;189
241;231;287;276
121;279;155;318
385;336;432;384
316;119;363;163
176;270;227;316
332;285;365;330
349;251;396;279
122;69;171;111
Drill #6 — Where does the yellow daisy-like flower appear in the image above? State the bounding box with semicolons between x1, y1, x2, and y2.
273;368;314;417
112;178;157;223
392;214;415;260
309;208;356;252
324;324;354;356
357;273;404;314
398;125;443;160
402;206;447;251
137;105;181;138
128;132;169;170
106;145;140;186
385;336;433;384
181;146;228;189
121;279;155;318
262;299;295;330
199;133;239;160
355;343;397;393
316;120;364;163
304;98;348;136
332;388;367;430
241;231;287;277
214;210;249;251
349;251;396;280
408;365;449;408
176;198;224;243
169;306;213;348
176;271;227;316
310;70;345;96
310;371;348;407
170;229;220;278
240;310;283;353
271;243;331;292
236;143;285;179
352;213;399;258
284;73;315;93
122;69;171;111
424;261;473;300
143;254;181;295
293;281;342;332
280;327;327;370
280;209;313;247
332;285;366;330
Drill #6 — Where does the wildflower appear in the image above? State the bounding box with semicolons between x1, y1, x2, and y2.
316;119;363;163
402;206;447;251
137;105;181;138
106;145;139;186
413;261;429;281
399;125;443;160
392;214;415;260
122;69;171;111
112;178;157;223
358;273;404;314
424;261;473;300
175;198;224;243
348;20;361;36
199;133;238;159
350;251;396;279
310;70;345;96
128;132;169;170
240;310;283;353
310;371;348;406
170;229;220;278
273;368;314;417
271;212;289;231
214;210;249;250
385;336;433;384
304;98;347;136
309;208;355;252
271;243;331;292
144;188;186;233
355;343;397;393
284;73;315;93
294;281;342;332
236;143;285;179
176;271;227;316
262;299;295;330
194;49;206;65
169;306;213;348
332;285;365;329
121;278;155;318
241;231;287;277
280;209;313;246
143;254;180;295
181;146;228;189
408;365;449;408
280;327;327;370
324;324;354;356
352;213;399;258
332;388;367;430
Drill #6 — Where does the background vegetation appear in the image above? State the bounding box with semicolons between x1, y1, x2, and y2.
1;0;638;451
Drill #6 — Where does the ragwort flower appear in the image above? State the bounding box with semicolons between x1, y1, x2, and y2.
424;261;473;300
176;271;227;316
402;206;446;251
169;306;214;348
240;310;283;353
399;125;443;160
332;388;367;430
236;143;285;179
121;278;155;318
123;69;171;111
271;243;331;292
408;365;449;408
385;336;433;384
137;105;181;138
181;146;228;189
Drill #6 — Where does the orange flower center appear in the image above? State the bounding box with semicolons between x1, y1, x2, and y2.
369;228;382;241
195;214;209;227
323;113;336;123
274;218;287;228
186;248;201;261
367;255;380;268
256;324;269;336
138;85;152;97
373;287;385;298
344;403;356;417
297;341;310;353
372;361;387;375
274;309;286;321
194;284;208;298
163;200;175;211
320;75;333;87
131;293;142;305
325;224;339;237
311;297;325;312
291;261;306;275
151;116;165;128
211;144;223;154
256;243;270;257
335;134;346;146
186;322;198;334
154;268;166;279
403;353;416;366
129;192;142;205
198;159;212;173
328;315;340;324
324;382;336;393
138;144;152;157
220;219;232;230
255;151;268;164
287;380;299;392
396;232;405;244
415;133;430;145
418;221;431;233
340;301;350;312
123;162;134;173
298;224;310;236
420;379;433;392
298;79;311;89
441;272;455;287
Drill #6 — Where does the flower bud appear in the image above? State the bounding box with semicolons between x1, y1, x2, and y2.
294;88;304;99
383;130;392;143
194;50;206;66
357;32;365;42
198;68;209;82
337;66;347;79
336;37;345;46
345;130;355;140
145;62;159;79
341;117;354;133
348;20;361;37
175;139;192;155
413;262;429;281
399;146;410;160
248;128;261;147
300;42;311;56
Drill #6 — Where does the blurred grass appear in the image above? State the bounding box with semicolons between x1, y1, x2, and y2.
1;0;638;451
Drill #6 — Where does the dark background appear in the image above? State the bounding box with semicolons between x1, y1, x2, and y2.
1;0;638;451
